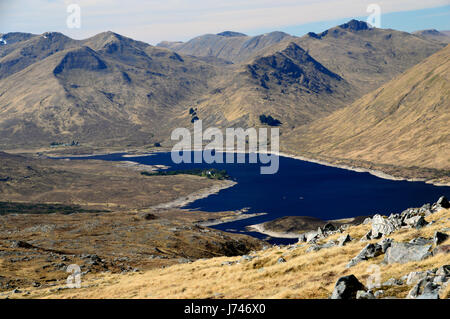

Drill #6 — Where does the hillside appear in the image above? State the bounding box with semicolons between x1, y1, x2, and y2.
191;41;354;129
285;44;450;178
7;199;449;299
0;32;219;148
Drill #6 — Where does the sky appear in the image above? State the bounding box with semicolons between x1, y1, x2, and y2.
0;0;449;45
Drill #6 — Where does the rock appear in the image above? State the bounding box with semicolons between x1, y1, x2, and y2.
323;223;336;232
377;238;393;253
10;241;33;249
143;213;157;220
277;257;286;264
305;231;320;243
347;243;383;268
306;245;320;253
383;278;403;287
221;261;235;266
338;234;352;246
436;196;450;209
177;258;191;264
436;265;450;277
404;216;428;229
432;245;450;256
330;275;365;299
406;271;427;285
374;290;384;298
434;231;449;246
297;234;306;243
356;290;375;299
416;282;441;299
372;214;397;237
384;242;432;264
409;237;433;245
360;230;372;242
362;217;372;225
239;255;256;263
12;289;22;294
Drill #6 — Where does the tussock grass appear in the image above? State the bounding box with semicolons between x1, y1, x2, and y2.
18;209;450;299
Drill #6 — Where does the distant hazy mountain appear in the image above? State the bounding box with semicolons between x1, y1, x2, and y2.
413;29;450;43
157;31;295;63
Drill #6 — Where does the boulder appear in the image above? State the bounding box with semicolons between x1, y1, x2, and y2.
436;196;450;209
330;275;365;299
416;282;441;299
377;238;393;253
382;278;403;287
338;234;352;246
433;231;449;246
409;237;433;245
297;234;306;243
356;290;375;299
372;215;397;237
384;242;432;264
436;265;450;277
406;271;427;285
360;230;372;242
347;243;383;268
322;223;336;232
404;216;428;229
305;231;320;243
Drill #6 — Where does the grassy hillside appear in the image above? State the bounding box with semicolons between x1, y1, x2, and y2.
285;45;450;175
11;207;449;299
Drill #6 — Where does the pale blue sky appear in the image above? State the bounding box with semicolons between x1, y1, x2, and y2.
1;1;449;45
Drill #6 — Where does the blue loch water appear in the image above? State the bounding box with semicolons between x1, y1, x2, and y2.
62;152;450;245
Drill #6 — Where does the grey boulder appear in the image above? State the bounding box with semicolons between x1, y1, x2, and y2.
384;242;432;264
434;231;449;246
330;275;365;299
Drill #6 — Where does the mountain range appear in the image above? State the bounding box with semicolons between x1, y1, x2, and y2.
0;20;449;181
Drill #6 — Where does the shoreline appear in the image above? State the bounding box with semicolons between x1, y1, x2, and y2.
149;179;237;210
198;211;268;227
246;223;302;239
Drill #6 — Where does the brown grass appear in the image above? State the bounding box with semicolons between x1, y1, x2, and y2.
15;208;450;299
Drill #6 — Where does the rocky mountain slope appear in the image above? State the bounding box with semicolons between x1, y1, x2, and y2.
0;31;219;148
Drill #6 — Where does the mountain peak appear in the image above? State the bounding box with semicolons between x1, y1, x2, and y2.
339;20;370;31
217;31;247;37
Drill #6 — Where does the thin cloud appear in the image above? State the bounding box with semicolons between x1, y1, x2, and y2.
0;0;449;44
